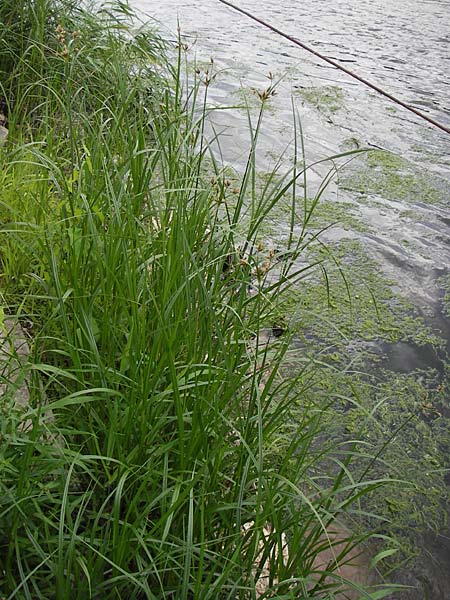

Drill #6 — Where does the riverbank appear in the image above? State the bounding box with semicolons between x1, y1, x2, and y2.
0;1;447;598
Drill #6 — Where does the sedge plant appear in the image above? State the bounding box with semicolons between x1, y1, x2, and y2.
0;1;402;598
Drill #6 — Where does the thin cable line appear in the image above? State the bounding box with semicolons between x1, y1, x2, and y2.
217;0;450;136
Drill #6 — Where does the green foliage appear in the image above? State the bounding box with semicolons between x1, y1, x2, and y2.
0;2;407;599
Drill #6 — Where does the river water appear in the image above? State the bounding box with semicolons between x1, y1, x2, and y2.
133;0;450;316
131;0;450;597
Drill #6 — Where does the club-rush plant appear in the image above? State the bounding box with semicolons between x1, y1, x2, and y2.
0;1;402;598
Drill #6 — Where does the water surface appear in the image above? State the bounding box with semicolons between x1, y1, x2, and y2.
134;0;450;314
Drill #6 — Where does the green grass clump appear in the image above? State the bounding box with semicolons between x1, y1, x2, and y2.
0;1;403;598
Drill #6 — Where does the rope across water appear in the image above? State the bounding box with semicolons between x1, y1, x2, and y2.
217;0;450;136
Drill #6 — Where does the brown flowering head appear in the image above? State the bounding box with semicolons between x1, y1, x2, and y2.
257;84;277;102
55;24;67;45
232;187;239;195
225;179;231;187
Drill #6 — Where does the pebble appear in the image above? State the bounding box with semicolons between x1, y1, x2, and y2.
0;124;8;145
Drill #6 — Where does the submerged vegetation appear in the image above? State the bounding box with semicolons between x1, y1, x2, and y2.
0;1;448;599
339;149;447;205
295;85;345;116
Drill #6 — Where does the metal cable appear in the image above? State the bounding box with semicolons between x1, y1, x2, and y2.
217;0;450;136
